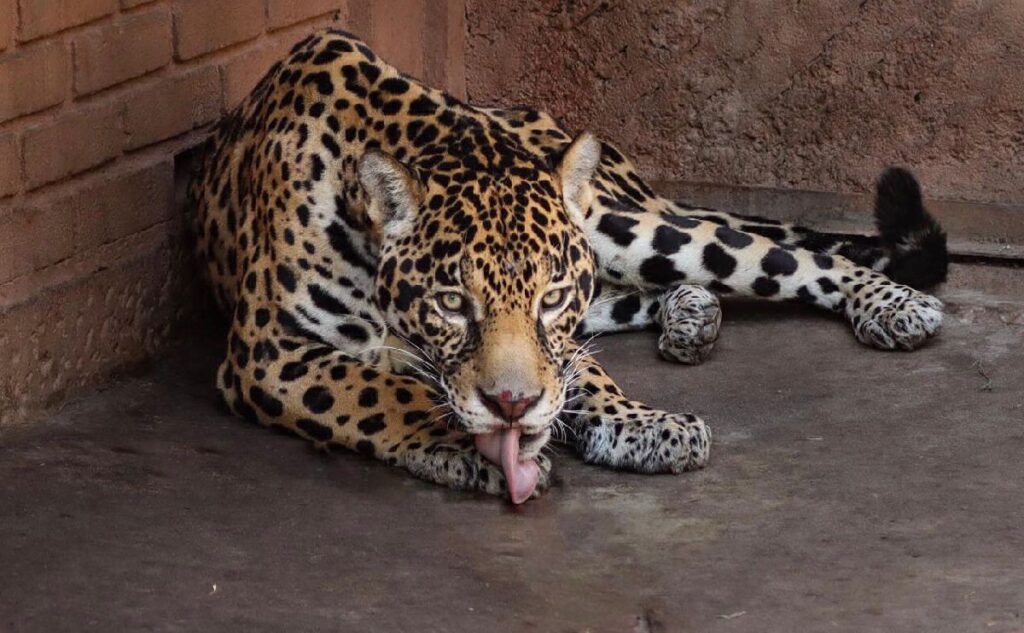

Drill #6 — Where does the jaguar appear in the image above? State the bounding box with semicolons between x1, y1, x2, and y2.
189;29;947;503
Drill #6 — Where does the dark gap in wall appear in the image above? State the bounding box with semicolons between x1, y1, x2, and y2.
173;142;206;213
172;141;229;338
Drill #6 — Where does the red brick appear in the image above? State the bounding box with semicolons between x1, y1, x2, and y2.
18;0;117;42
221;40;289;109
443;0;466;98
0;134;20;197
422;1;455;90
366;0;427;78
171;0;265;60
0;205;75;283
73;8;172;96
22;103;123;189
0;40;68;123
124;67;220;150
57;158;175;250
0;1;14;51
267;0;344;30
347;0;371;35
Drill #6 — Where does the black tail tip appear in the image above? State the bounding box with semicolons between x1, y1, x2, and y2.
873;166;949;289
874;167;925;237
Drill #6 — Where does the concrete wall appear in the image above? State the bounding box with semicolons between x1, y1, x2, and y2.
465;1;1024;208
0;0;465;427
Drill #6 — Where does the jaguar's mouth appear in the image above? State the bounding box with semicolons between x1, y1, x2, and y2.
474;426;542;505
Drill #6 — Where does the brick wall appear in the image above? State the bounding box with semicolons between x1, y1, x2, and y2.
0;0;466;428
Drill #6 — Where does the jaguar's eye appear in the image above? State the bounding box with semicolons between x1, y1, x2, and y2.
541;287;568;311
437;291;466;314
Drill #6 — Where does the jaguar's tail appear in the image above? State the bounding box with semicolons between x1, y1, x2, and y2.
767;167;949;290
870;167;948;289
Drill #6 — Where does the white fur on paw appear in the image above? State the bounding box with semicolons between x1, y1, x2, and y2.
577;413;711;474
657;286;722;365
853;290;943;351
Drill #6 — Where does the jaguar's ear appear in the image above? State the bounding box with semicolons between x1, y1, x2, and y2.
557;132;602;227
358;149;424;239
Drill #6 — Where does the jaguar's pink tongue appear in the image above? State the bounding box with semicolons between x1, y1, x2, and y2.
474;427;539;505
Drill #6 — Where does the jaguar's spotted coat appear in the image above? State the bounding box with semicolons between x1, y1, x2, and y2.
189;30;947;499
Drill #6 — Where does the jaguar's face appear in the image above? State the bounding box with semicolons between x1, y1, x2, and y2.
360;134;601;454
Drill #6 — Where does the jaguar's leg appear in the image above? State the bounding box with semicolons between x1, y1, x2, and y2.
585;207;942;350
562;347;711;473
576;283;662;336
219;302;551;498
578;282;722;364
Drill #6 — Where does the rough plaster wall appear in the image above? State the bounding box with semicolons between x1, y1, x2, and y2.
0;236;194;427
465;0;1024;206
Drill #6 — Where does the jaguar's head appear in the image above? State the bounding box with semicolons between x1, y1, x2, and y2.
359;133;601;457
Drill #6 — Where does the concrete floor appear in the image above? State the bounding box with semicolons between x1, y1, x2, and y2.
1;301;1022;632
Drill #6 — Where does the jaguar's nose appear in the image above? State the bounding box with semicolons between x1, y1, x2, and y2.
477;388;543;423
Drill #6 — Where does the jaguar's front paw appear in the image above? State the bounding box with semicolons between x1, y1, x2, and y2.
577;412;711;474
850;287;943;351
405;442;553;500
657;285;722;365
473;449;553;500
